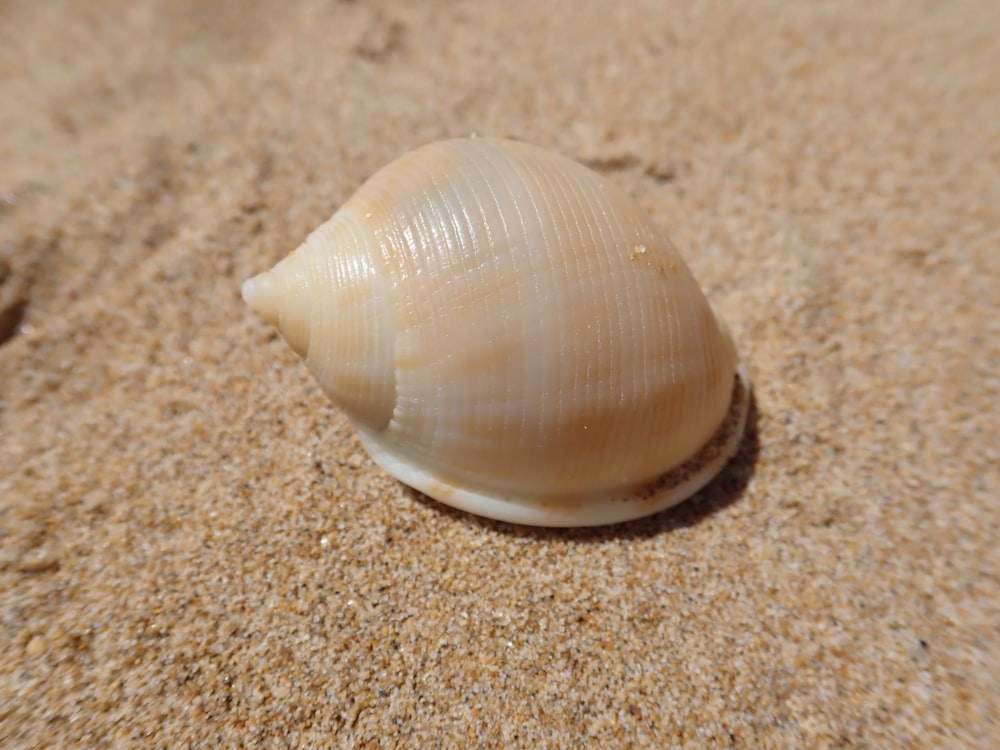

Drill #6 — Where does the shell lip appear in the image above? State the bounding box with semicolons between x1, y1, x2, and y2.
357;366;752;528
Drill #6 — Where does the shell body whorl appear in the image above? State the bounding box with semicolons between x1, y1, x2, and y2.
243;137;749;526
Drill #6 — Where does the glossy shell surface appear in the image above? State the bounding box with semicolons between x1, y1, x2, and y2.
243;137;749;526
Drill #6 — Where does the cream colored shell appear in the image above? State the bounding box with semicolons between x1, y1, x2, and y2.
242;137;749;526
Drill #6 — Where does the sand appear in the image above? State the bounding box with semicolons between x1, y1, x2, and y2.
2;0;998;746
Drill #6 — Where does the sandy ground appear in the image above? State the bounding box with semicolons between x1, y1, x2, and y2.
2;0;998;746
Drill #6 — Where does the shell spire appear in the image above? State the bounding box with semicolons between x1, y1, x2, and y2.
242;251;311;358
244;214;397;429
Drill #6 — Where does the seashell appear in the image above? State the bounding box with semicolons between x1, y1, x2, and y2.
242;137;750;527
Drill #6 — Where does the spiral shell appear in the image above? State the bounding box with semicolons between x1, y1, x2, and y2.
242;137;750;526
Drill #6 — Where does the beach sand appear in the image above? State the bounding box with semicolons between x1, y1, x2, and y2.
2;1;998;746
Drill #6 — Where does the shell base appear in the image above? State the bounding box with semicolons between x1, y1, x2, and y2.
358;367;751;527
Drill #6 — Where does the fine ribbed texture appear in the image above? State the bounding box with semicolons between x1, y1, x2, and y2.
245;138;741;522
2;0;997;745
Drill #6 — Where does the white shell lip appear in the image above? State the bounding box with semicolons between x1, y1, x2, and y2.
358;366;751;527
